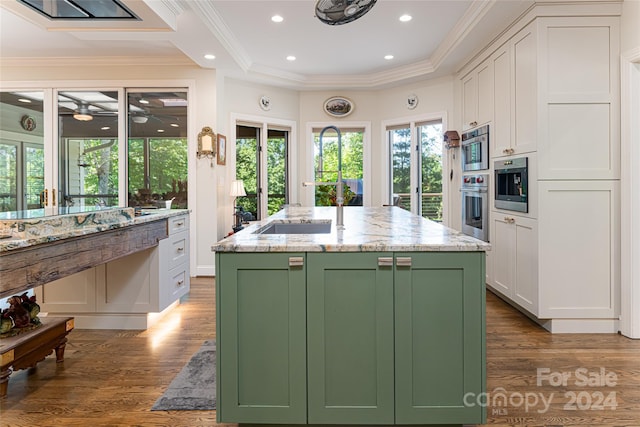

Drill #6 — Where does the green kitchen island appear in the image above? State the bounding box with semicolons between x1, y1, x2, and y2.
212;206;490;426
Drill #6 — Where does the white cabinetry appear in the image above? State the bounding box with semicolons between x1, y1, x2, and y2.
491;21;538;158
537;17;620;180
489;213;538;316
461;59;493;131
36;214;190;329
462;6;621;332
538;181;619;321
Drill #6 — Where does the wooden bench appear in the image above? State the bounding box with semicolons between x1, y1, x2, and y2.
0;316;74;397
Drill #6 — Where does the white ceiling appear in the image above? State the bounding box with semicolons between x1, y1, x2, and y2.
0;0;534;90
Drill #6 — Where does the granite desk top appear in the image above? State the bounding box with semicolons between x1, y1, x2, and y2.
0;208;190;253
212;206;490;253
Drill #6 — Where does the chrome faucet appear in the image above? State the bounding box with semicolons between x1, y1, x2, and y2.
302;125;345;229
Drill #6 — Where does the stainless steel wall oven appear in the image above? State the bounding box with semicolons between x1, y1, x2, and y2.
460;173;489;242
461;125;489;171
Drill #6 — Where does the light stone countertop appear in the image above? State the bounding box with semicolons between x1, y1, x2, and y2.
212;206;490;253
0;208;190;252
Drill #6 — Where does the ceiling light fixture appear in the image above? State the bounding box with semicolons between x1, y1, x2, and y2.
271;15;283;23
139;99;149;104
18;98;31;103
101;126;110;130
384;55;394;60
170;123;180;128
73;105;93;121
204;54;216;60
132;115;148;124
399;14;412;22
157;129;165;133
286;55;296;61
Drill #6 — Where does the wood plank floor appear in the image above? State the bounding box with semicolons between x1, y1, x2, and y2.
1;277;639;427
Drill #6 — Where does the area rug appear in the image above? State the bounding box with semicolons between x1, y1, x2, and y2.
151;340;216;410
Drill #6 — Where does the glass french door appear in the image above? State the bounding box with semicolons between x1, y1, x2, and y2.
0;90;48;213
388;120;444;221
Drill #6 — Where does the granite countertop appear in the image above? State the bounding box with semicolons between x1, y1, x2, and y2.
212;206;491;253
0;208;190;252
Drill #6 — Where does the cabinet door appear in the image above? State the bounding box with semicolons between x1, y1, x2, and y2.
461;72;478;131
538;181;619;319
216;253;307;424
492;45;512;157
511;216;538;314
395;252;485;424
512;22;538;155
307;252;394;424
489;214;515;298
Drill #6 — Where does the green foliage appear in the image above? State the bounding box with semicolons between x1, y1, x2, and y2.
314;183;355;207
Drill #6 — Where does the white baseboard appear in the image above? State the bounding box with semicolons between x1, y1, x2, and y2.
540;318;620;334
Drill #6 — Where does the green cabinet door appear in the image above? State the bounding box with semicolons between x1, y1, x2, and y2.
216;253;307;424
307;252;395;424
394;252;486;424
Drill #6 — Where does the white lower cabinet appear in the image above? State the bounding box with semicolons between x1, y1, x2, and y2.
489;212;538;316
36;214;190;329
538;181;619;321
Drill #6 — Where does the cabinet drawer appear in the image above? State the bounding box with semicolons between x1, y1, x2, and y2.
167;267;189;299
168;231;188;270
168;215;188;235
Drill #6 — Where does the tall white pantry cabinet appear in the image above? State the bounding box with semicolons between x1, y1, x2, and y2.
459;4;621;333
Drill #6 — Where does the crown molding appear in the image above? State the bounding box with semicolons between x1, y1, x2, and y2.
0;56;195;67
188;1;252;72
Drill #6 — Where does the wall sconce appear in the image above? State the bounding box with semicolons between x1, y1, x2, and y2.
197;126;216;166
230;180;247;232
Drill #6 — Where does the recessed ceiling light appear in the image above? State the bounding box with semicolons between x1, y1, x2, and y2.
271;15;283;23
157;129;165;133
139;99;149;104
399;14;412;22
204;54;216;60
101;126;110;130
384;55;394;60
170;123;179;128
18;98;31;103
286;55;296;61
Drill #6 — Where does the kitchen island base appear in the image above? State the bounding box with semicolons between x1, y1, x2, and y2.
216;250;486;426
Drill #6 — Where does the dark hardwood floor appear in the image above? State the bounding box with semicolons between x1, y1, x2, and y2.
1;277;639;427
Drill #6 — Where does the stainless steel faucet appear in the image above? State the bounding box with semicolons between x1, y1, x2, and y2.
302;125;345;229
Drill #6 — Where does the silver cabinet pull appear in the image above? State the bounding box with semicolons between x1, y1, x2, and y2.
378;257;393;267
396;257;412;267
289;256;304;267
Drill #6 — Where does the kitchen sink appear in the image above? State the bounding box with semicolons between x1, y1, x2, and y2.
254;220;332;235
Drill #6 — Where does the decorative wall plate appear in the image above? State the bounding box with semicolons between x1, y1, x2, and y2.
20;115;36;131
323;96;354;117
406;94;419;110
259;95;271;111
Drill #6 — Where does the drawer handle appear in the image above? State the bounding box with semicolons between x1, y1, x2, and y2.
289;256;304;267
378;257;393;267
177;280;184;286
396;257;412;267
176;247;184;252
175;222;184;227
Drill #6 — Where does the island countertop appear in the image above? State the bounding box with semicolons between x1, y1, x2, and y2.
212;206;490;253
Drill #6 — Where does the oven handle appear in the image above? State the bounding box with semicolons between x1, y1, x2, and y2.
460;188;488;193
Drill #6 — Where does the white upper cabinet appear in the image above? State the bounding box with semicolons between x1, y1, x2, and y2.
537;17;620;180
491;21;538;159
461;59;493;131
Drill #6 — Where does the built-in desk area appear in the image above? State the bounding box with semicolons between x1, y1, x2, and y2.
0;207;190;329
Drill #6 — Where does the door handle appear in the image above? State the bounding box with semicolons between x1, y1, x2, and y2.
378;257;393;267
396;257;412;267
289;256;304;267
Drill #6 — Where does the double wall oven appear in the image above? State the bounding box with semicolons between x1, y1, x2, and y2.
460;126;490;242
